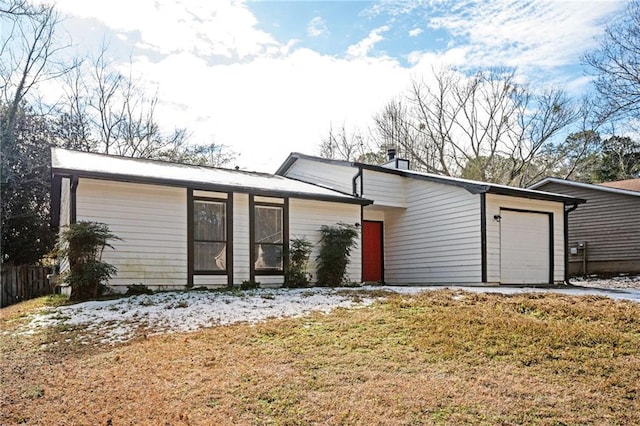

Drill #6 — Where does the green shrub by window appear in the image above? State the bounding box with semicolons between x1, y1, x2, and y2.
240;280;260;290
316;223;359;287
284;236;313;288
58;221;119;301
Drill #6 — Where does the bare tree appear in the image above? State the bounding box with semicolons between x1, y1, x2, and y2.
0;0;34;16
584;0;640;127
319;123;382;163
55;46;195;160
0;1;72;264
373;99;441;172
158;139;237;167
1;2;70;144
54;58;94;151
373;67;578;186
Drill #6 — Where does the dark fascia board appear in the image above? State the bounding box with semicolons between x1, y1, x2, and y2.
530;177;640;198
485;185;586;205
276;152;584;206
51;167;373;206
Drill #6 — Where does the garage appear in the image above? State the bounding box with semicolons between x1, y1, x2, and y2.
500;209;552;284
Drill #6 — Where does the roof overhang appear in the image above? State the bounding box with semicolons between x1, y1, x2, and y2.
530;177;640;198
51;167;372;206
51;149;373;229
277;153;586;206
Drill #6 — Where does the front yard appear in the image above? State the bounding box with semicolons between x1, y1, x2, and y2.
1;288;639;425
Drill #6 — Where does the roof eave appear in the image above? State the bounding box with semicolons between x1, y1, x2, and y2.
51;168;372;206
486;186;586;205
277;153;585;204
530;177;640;198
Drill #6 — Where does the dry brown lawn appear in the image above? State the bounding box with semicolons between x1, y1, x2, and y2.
1;290;639;425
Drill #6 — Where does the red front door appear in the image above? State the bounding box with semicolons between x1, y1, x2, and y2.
363;221;383;282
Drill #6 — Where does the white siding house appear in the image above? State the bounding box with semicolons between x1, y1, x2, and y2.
51;148;369;292
76;179;188;289
277;152;584;285
52;148;585;291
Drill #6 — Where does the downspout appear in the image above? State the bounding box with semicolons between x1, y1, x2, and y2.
480;193;487;283
352;166;363;197
70;175;79;224
564;202;579;284
352;166;364;283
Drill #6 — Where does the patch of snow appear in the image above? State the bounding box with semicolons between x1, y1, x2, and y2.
21;288;377;345
16;285;640;345
570;274;640;290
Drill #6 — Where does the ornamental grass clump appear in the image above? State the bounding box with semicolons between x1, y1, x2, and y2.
316;224;358;287
58;221;119;301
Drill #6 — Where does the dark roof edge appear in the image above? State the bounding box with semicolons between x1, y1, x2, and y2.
530;177;640;198
51;167;372;206
486;186;586;205
278;153;584;205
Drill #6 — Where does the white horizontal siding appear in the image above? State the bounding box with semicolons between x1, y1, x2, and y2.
76;179;187;291
285;158;357;195
384;180;482;284
193;275;228;288
363;208;385;221
486;194;565;283
233;193;250;285
289;199;362;283
362;170;407;207
254;196;284;204
193;190;227;199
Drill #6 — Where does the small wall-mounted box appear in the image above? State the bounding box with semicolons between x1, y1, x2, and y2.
570;247;578;255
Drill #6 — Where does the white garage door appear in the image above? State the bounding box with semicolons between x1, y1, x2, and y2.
500;210;550;284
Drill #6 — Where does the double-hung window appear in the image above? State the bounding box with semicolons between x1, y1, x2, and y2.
193;200;227;272
254;204;283;272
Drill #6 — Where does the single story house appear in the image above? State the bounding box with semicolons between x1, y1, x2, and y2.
276;152;585;286
51;148;370;291
51;147;584;292
529;177;640;276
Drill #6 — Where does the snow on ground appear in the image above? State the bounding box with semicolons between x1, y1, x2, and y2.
16;284;640;345
570;274;640;290
21;288;388;345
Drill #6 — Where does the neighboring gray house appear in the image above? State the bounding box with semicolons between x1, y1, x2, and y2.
530;177;640;276
277;152;584;285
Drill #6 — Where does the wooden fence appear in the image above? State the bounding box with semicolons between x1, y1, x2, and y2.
1;265;54;308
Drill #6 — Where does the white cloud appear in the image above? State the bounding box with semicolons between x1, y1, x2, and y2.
307;16;328;37
347;25;391;57
54;0;280;59
49;1;416;171
408;27;423;37
44;0;625;172
428;0;623;72
132;48;412;170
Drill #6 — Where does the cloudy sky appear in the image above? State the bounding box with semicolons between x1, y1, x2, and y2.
50;0;625;172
